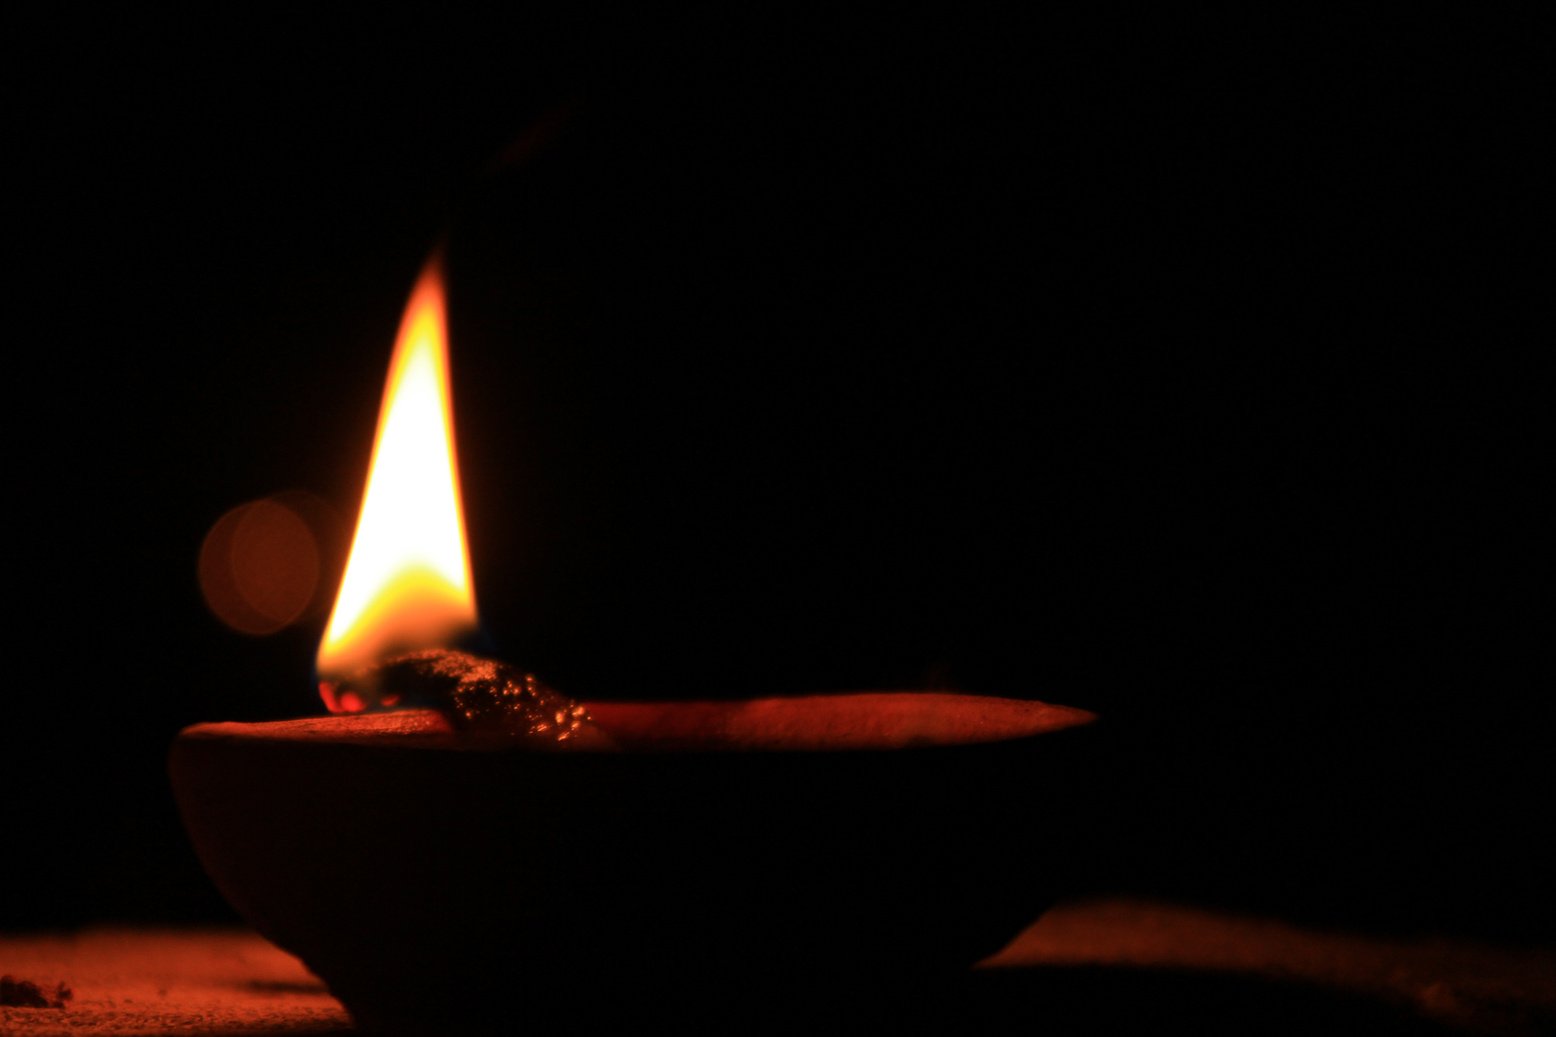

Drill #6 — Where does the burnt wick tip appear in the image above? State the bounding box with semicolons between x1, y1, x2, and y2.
327;649;592;741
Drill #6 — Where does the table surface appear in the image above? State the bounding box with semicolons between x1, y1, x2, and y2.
3;898;1553;1035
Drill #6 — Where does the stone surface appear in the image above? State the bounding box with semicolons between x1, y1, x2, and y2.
0;928;348;1034
4;900;1553;1034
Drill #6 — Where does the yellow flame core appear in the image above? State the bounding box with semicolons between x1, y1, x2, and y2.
317;260;476;688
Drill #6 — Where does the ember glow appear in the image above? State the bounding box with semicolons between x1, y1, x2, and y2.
317;258;477;704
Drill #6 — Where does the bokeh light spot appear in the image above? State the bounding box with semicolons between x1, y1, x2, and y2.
199;497;322;635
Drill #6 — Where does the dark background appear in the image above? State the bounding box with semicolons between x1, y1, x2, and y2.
5;13;1547;943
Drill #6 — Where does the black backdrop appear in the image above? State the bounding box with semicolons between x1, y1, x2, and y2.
5;13;1548;941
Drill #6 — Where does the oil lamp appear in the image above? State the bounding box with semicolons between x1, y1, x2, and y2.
171;254;1099;1031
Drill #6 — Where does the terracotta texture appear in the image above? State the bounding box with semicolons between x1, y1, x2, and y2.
170;694;1096;1029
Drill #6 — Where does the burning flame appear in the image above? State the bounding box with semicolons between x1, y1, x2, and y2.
317;258;476;706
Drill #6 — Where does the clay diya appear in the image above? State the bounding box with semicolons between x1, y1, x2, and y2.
171;683;1096;1030
175;252;1099;1030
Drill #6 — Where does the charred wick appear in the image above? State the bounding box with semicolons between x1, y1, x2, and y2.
320;649;591;741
